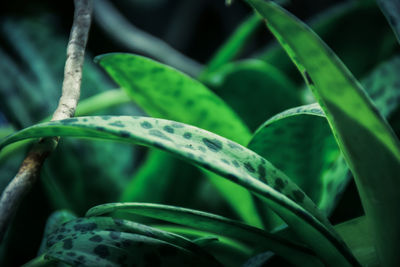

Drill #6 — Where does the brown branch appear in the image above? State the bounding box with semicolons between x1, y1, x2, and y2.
0;0;93;242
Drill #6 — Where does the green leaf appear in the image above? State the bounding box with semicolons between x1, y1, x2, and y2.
258;1;397;84
37;210;77;255
377;0;400;43
153;225;253;266
335;216;378;266
200;14;262;78
205;59;301;131
246;0;400;265
248;104;345;214
27;216;220;267
96;52;262;227
86;202;320;266
0;116;357;266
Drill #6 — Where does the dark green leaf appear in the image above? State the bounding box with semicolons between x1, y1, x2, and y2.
0;116;355;265
86;202;319;266
377;0;400;43
247;0;400;265
205;59;301;131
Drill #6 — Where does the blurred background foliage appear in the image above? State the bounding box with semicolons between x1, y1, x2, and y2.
0;0;399;265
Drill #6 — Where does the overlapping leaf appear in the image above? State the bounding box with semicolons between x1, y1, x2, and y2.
96;53;262;226
86;202;320;266
26;216;220;267
246;0;400;265
0;116;357;266
205;59;301;130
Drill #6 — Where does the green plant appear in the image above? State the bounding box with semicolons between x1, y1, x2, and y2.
1;0;400;266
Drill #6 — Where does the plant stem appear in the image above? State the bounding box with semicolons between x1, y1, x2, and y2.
0;0;93;242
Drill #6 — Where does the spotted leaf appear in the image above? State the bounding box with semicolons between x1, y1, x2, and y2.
0;115;356;266
86;202;320;266
27;216;220;267
96;52;261;227
246;0;400;265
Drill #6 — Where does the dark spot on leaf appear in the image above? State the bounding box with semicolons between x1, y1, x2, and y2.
149;129;172;141
67;252;76;257
244;162;255;173
171;122;184;128
232;160;240;168
113;218;124;226
258;165;266;180
89;235;103;242
73;222;97;232
227;141;243;150
95;126;105;131
102;116;112;120
292;190;305;203
66;118;79;123
274;178;285;191
63;238;73;249
163;126;174;133
121;239;132;248
221;159;230;165
183;132;192;139
109;121;124;127
140;121;153;129
198;146;206;153
110;231;121;240
202;138;223;152
56;234;64;240
94;244;110;259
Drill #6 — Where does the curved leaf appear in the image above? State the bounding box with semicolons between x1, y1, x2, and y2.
248;104;345;214
96;52;261;227
86;202;320;266
0;116;356;266
205;59;301;131
247;0;400;265
27;217;220;267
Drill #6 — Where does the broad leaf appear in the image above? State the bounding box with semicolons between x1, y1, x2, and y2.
205;59;301;131
86;202;320;266
246;0;400;265
27;217;220;267
335;216;378;266
258;0;397;84
248;104;345;214
0;116;357;266
96;53;262;227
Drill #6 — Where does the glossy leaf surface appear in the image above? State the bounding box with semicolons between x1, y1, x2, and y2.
0;116;356;266
246;0;400;265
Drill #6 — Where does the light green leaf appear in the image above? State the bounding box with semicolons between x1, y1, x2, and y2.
0;116;357;266
258;0;397;83
246;0;400;265
86;202;319;266
96;52;261;227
